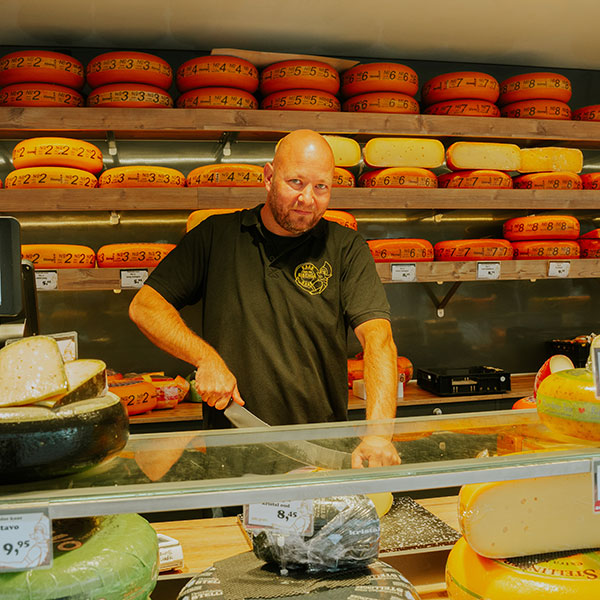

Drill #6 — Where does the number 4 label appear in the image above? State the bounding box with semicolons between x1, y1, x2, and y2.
0;510;52;572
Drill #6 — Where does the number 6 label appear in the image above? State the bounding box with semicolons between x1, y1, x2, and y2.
0;510;52;572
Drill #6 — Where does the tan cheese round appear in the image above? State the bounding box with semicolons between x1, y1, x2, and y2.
446;142;521;171
519;147;583;174
363;137;445;168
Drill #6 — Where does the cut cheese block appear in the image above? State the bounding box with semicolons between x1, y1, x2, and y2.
437;170;513;189
572;104;600;121
5;166;97;188
446;536;600;600
498;72;572;105
186;208;239;231
261;88;340;111
260;59;340;95
87;83;173;108
342;92;419;114
96;243;175;268
579;238;600;258
108;378;158;415
363;137;444;168
359;167;437;188
142;374;190;410
0;335;68;407
21;244;96;269
513;171;583;189
421;71;500;105
423;98;500;117
99;165;186;187
323;209;357;230
0;50;84;89
503;215;580;240
322;135;361;167
0;82;83;106
341;62;419;98
500;98;571;120
511;240;580;259
176;55;259;93
434;239;514;261
519;147;583;173
49;359;108;408
367;238;434;262
581;173;600;189
177;86;258;109
333;166;355;187
87;50;173;90
445;142;521;171
186;163;264;187
12;137;103;174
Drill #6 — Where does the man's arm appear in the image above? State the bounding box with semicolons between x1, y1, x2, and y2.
129;285;243;410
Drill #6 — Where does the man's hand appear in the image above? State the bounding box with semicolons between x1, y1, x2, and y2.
351;436;401;468
194;348;244;411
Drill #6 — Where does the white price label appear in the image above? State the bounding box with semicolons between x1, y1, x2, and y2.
120;269;148;289
34;270;58;291
244;500;314;536
0;511;52;572
391;263;417;282
548;261;571;278
476;262;501;280
594;458;600;513
593;347;600;399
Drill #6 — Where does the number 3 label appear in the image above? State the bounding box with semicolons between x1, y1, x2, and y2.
0;511;52;572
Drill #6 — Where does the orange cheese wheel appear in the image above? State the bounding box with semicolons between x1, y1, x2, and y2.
367;239;434;262
421;72;499;105
342;92;419;114
96;243;176;268
500;99;571;120
5;166;97;189
21;244;96;269
176;86;257;109
186;163;264;187
261;89;340;111
572;104;600;121
12;137;103;174
0;50;84;89
108;378;157;416
0;82;83;107
503;215;580;241
322;210;357;230
333;167;355;187
434;239;514;261
146;375;190;410
176;55;258;93
99;166;186;188
578;238;600;258
423;99;500;117
260;60;340;95
340;62;418;98
498;72;572;105
437;170;513;189
512;172;582;190
580;173;600;189
186;209;239;231
87;83;173;108
86;51;173;90
358;167;437;188
511;240;580;259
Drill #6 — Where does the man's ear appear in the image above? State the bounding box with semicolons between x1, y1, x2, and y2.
263;162;274;192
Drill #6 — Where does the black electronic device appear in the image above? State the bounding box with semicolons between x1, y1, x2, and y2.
0;216;22;317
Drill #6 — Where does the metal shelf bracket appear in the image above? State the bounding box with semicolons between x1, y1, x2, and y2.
421;281;463;318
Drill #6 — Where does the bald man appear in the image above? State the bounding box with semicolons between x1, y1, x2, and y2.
129;129;400;468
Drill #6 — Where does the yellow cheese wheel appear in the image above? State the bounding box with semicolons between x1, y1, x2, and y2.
572;104;600;121
87;83;173;108
99;166;186;188
12;137;103;174
5;166;97;189
341;62;418;98
322;135;361;167
260;59;340;95
21;244;96;269
446;142;521;171
578;238;600;258
421;71;500;105
363;137;445;168
333;167;355;187
581;173;600;189
186;163;264;187
513;172;582;190
176;86;257;109
261;89;340;111
367;238;434;262
437;170;513;189
358;167;437;188
0;82;83;107
96;243;175;268
511;240;580;259
423;98;500;117
322;210;357;230
434;239;513;261
176;55;258;93
500;99;571;120
503;215;580;241
186;209;240;231
498;72;572;105
519;147;583;174
342;92;419;114
0;50;84;89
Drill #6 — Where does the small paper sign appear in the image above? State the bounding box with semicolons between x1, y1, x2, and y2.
548;261;571;278
120;269;148;289
391;263;417;282
593;347;600;399
476;262;501;280
244;500;314;536
0;510;52;572
594;458;600;513
34;271;58;291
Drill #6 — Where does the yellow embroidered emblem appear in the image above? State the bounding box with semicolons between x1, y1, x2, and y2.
294;261;332;295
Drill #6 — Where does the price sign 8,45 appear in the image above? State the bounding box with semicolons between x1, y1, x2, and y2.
244;500;314;536
0;510;52;572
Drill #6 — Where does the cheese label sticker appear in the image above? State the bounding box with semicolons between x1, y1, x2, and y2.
34;270;58;291
244;500;314;536
391;263;417;282
120;269;149;289
548;261;571;278
476;261;501;280
0;510;52;572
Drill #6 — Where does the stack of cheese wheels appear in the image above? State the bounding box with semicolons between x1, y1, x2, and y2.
96;242;176;268
99;165;186;187
176;54;259;109
359;137;443;188
513;146;583;190
0;49;85;106
260;59;340;111
421;71;500;117
340;62;419;114
577;228;600;258
324;134;361;186
498;72;572;119
86;50;174;108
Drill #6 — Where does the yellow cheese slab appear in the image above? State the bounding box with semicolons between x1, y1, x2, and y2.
446;142;521;171
363;137;445;168
519;147;583;173
322;135;361;167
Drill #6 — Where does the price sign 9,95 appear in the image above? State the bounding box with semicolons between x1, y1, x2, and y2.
0;510;52;572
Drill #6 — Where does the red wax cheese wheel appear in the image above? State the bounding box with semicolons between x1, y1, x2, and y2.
96;243;175;268
511;240;580;259
503;215;580;240
99;166;186;188
423;99;500;117
176;55;258;93
572;104;600;121
498;72;572;105
512;172;582;190
367;239;434;262
341;62;418;98
87;51;173;90
342;92;419;114
434;239;514;261
139;374;190;410
187;163;264;187
421;71;499;105
580;228;600;239
260;59;340;95
108;378;157;415
358;167;437;188
5;166;97;188
578;238;600;258
186;209;239;232
0;50;84;89
12;137;103;174
177;86;257;109
21;244;96;269
437;170;512;189
323;210;357;230
0;82;83;107
87;83;173;108
580;173;600;189
500;99;571;120
261;89;340;111
333;167;355;187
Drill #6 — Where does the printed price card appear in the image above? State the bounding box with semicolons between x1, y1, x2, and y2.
548;261;571;278
34;271;58;291
244;500;314;536
476;262;501;280
120;269;149;289
0;510;52;572
391;263;417;282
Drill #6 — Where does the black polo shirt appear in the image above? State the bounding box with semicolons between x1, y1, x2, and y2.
146;204;390;429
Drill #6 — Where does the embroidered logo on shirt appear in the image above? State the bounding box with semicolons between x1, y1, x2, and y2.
294;261;332;295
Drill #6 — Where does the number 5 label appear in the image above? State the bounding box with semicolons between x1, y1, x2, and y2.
0;510;52;572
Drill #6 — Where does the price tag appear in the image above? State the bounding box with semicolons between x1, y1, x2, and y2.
593;346;600;399
548;261;571;278
120;269;148;289
391;263;417;282
0;510;52;572
34;270;58;291
594;458;600;513
476;262;501;280
244;500;314;536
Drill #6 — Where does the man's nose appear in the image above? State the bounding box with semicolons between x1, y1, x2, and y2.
298;184;315;205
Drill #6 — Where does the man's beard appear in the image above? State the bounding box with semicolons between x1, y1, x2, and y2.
270;195;322;235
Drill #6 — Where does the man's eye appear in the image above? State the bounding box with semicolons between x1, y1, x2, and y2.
315;183;328;191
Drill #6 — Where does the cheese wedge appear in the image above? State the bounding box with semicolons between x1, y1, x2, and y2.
322;135;361;167
363;137;444;168
446;142;521;171
519;147;583;174
49;359;108;408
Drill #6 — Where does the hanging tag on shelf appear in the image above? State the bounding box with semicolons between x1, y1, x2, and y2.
391;263;417;282
34;270;58;291
0;509;52;572
120;269;149;289
244;500;314;536
476;262;501;280
548;261;570;278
